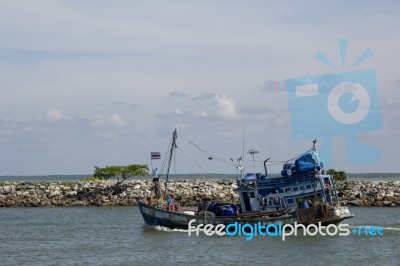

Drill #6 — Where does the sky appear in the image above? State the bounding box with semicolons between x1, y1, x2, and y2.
0;0;399;175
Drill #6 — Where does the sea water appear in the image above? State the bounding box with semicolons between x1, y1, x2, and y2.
0;207;399;266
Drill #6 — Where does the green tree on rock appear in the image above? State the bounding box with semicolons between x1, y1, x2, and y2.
326;169;347;181
93;164;149;193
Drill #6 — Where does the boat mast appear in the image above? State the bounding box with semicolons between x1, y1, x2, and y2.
164;129;177;199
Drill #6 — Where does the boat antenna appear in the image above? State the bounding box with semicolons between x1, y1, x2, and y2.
242;100;245;167
247;149;260;173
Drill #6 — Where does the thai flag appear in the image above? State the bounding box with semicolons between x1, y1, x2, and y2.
150;152;161;160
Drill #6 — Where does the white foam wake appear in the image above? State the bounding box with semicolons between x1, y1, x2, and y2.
151;225;189;233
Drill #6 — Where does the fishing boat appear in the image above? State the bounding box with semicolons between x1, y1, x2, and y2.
136;129;354;230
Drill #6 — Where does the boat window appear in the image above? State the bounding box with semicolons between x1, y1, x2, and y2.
293;187;299;192
250;192;255;198
278;189;284;193
306;185;311;189
300;186;305;190
287;199;294;204
285;188;292;192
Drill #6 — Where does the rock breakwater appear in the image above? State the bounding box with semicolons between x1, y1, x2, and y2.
336;180;400;207
0;179;399;207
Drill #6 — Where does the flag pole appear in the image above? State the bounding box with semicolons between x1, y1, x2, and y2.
150;156;154;175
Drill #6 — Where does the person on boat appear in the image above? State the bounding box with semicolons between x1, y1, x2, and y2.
152;177;160;201
166;198;174;211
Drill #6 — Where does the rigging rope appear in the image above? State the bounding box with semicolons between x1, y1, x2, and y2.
158;131;317;177
177;146;214;179
157;135;174;178
185;136;316;170
185;137;238;167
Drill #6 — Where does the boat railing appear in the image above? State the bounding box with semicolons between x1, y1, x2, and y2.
255;172;317;188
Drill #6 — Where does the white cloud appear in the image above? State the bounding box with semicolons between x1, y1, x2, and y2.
89;113;127;128
34;108;71;125
214;94;239;120
162;92;241;122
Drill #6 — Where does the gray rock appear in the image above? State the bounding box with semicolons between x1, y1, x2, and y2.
65;191;77;196
3;186;12;193
383;201;392;206
50;190;61;197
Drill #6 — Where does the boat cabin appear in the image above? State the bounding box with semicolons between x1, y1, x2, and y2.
236;172;339;213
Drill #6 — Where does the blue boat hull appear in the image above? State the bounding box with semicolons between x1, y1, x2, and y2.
136;197;354;231
136;197;298;230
